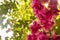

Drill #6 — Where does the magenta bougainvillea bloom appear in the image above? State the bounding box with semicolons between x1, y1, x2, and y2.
48;0;58;10
26;0;60;40
37;32;49;40
26;34;37;40
48;0;58;15
26;32;49;40
26;35;32;40
29;21;41;33
31;0;59;30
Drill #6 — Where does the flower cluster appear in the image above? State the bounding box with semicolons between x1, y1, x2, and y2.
29;21;41;34
31;0;59;30
27;32;49;40
27;0;60;40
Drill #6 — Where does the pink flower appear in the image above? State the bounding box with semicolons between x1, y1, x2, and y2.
27;32;49;40
31;0;44;13
31;0;55;30
48;0;58;15
48;0;58;9
26;34;37;40
43;21;54;30
26;35;32;40
27;0;60;40
29;21;41;33
37;32;49;40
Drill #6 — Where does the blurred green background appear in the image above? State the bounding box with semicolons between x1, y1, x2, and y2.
0;0;60;40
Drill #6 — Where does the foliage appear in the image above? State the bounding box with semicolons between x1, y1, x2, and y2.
0;0;35;40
